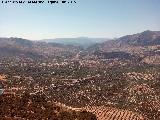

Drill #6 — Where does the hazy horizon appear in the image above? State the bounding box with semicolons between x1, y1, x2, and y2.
0;0;160;40
1;30;159;41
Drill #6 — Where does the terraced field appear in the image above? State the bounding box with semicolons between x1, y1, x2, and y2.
84;106;145;120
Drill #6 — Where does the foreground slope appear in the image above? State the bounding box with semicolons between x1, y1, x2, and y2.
0;93;97;120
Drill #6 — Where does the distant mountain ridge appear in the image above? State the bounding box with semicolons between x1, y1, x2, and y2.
42;37;109;47
0;37;81;59
0;30;160;60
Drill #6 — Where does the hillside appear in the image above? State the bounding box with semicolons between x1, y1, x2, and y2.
87;30;160;65
0;37;81;59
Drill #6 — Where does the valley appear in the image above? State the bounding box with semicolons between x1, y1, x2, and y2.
0;30;160;120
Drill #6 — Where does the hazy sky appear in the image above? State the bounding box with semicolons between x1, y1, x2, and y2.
0;0;160;40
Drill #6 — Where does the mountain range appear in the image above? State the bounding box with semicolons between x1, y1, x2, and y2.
0;30;160;61
41;37;109;47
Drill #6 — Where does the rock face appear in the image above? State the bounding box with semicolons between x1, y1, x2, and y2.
0;86;4;95
0;90;4;95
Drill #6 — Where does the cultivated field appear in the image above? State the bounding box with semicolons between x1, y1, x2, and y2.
84;106;145;120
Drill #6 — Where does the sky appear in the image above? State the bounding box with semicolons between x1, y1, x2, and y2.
0;0;160;40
